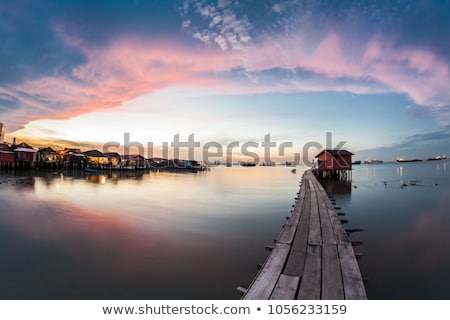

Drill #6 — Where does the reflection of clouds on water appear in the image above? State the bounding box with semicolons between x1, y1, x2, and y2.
383;213;450;272
0;166;305;299
337;161;450;298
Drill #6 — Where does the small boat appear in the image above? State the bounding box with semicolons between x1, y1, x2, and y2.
364;160;383;164
240;162;256;167
85;166;100;173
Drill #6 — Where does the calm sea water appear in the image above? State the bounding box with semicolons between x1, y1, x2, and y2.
1;161;449;299
0;166;302;299
321;160;450;299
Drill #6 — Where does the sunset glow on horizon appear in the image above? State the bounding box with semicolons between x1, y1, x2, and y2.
1;1;450;161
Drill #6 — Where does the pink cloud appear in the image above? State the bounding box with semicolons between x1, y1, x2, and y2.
244;32;450;117
4;27;450;132
4;35;242;130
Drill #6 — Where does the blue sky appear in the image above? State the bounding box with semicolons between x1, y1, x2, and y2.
1;0;450;161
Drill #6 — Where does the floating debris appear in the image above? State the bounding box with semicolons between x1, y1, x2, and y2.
410;180;422;186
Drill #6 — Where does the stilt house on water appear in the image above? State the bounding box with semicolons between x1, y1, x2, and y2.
314;149;354;179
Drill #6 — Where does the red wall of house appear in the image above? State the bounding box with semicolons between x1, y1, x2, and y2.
0;152;15;162
317;152;352;171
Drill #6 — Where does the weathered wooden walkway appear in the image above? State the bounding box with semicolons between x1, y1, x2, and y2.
241;170;366;300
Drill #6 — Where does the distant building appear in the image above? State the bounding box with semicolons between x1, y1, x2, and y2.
14;147;38;167
103;152;122;168
0;123;4;143
37;147;59;163
83;150;109;166
121;154;148;169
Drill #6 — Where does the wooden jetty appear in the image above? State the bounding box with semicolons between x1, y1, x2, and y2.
241;170;366;300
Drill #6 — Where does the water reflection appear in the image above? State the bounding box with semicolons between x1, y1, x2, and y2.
320;178;352;195
0;166;305;299
323;161;450;299
85;173;108;184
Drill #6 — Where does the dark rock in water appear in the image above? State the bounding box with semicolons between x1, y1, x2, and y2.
353;186;357;189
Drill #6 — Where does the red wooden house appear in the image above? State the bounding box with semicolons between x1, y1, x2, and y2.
315;149;354;172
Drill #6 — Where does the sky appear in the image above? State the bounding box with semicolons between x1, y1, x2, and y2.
1;0;450;162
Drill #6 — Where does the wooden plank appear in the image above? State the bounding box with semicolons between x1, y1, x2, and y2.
278;174;306;244
283;182;311;276
307;179;322;246
338;242;367;299
313;181;337;245
277;213;300;244
312;177;350;244
291;174;307;212
270;274;300;299
321;244;344;299
297;244;322;300
243;243;291;299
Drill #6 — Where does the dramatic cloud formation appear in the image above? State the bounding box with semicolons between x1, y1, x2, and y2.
2;33;242;130
1;0;450;158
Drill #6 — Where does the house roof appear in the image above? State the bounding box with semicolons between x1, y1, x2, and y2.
83;150;106;157
122;154;145;159
38;147;57;154
14;148;37;153
0;143;10;150
103;152;121;158
315;149;354;158
16;142;34;149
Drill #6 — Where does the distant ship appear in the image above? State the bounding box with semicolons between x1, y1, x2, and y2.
363;160;383;164
240;162;256;167
396;158;422;163
352;160;361;165
427;154;447;161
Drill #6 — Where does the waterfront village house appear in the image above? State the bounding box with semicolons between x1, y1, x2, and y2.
83;150;109;166
62;148;85;167
103;152;122;168
315;149;354;171
37;147;59;163
14;147;38;165
12;141;37;163
148;157;169;168
121;154;148;169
